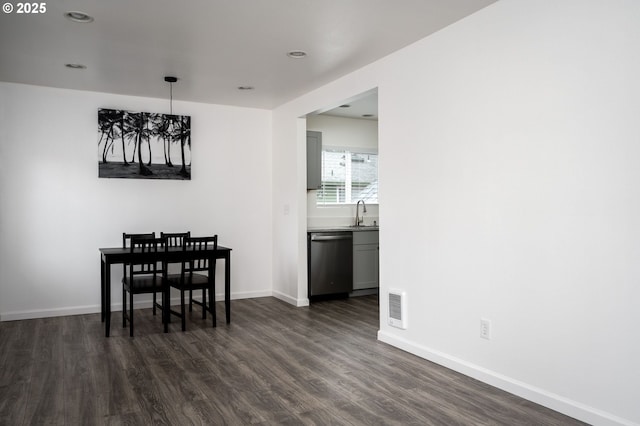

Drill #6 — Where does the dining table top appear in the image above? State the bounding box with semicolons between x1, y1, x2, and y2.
99;245;231;260
99;244;231;253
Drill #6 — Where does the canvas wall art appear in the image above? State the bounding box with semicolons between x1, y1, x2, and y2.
98;108;191;180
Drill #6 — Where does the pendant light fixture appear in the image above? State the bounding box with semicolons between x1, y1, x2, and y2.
164;76;178;115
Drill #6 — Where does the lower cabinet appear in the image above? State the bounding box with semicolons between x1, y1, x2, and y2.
353;230;379;290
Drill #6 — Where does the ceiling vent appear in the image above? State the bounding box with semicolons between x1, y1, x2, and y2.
388;289;407;329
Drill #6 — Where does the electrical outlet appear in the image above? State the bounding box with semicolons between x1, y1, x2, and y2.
480;318;491;340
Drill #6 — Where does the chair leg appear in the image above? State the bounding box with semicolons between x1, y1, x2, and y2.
122;288;127;328
129;291;134;337
152;291;156;315
202;289;207;319
189;289;193;312
210;284;216;328
180;289;186;332
163;286;169;333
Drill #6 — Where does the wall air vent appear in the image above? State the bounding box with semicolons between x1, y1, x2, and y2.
388;289;407;329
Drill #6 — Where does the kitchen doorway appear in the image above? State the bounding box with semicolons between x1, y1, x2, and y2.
305;88;379;316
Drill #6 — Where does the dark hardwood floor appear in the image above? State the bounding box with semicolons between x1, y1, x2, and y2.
0;295;586;425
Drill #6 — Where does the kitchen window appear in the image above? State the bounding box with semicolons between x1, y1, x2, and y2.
317;147;378;205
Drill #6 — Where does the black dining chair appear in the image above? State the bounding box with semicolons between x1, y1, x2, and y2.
122;232;159;315
121;235;165;337
158;232;190;314
166;235;218;331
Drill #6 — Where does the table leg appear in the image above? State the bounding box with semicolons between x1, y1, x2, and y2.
225;253;230;324
101;257;106;322
105;262;111;337
209;257;216;327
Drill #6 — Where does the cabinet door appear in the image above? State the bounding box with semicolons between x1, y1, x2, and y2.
353;244;379;290
307;131;322;190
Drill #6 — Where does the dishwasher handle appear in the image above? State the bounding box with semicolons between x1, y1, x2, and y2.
310;233;352;241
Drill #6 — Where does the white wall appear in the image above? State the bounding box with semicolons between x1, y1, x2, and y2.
273;0;640;424
306;114;379;227
0;82;273;319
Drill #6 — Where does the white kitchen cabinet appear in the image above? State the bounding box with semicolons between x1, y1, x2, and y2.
353;230;379;290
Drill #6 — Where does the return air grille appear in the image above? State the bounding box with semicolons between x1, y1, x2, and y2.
388;289;407;329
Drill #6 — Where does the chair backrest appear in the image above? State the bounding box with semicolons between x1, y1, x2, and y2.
185;235;218;273
122;232;155;248
160;231;190;248
122;232;156;276
127;235;162;278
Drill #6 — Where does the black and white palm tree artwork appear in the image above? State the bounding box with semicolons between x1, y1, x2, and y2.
98;108;191;180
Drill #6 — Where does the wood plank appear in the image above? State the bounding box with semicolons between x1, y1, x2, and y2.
62;315;100;425
0;320;36;425
21;318;65;426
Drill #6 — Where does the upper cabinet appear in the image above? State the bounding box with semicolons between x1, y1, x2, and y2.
307;130;322;190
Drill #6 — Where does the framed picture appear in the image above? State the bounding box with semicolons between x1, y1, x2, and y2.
98;108;191;180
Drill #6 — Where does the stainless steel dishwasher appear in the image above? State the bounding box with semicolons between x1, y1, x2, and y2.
308;232;353;298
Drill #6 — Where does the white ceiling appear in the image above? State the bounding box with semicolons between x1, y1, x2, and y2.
318;89;379;121
0;0;496;110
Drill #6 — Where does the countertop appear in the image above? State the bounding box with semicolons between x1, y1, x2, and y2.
307;226;379;233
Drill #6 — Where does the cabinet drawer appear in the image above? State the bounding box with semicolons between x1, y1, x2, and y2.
353;230;379;245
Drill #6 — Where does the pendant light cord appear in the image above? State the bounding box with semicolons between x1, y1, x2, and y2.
164;76;177;115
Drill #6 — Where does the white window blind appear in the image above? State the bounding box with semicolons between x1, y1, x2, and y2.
317;148;378;204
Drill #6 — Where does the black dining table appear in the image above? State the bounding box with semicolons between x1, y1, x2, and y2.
99;244;232;337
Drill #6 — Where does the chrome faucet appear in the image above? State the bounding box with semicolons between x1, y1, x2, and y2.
355;200;367;226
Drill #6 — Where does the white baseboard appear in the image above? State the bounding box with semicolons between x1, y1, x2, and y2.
0;289;273;322
0;305;101;321
377;330;636;426
229;289;272;300
272;290;309;307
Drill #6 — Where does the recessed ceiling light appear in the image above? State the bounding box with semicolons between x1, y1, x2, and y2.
65;63;87;69
287;50;307;59
238;86;254;91
64;11;94;23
